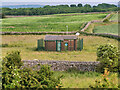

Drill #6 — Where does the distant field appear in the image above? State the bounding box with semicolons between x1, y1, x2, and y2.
110;13;118;21
93;23;118;35
2;13;107;32
2;35;118;61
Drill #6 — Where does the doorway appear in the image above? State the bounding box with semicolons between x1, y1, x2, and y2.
56;41;61;51
65;42;68;51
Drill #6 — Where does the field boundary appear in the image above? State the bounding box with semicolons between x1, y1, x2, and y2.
1;12;119;40
0;31;76;35
22;60;100;71
79;31;120;40
5;12;111;18
81;12;116;32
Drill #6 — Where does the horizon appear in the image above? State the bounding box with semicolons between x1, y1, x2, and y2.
2;2;118;5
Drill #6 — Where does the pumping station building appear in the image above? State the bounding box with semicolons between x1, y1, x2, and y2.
37;35;83;51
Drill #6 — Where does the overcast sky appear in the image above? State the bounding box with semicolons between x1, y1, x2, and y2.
2;0;119;2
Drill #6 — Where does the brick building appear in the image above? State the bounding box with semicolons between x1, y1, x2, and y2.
44;35;78;51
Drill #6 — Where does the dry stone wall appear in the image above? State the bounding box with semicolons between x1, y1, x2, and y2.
22;60;100;71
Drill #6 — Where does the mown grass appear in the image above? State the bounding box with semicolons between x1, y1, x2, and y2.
93;23;118;35
53;70;118;88
2;35;118;61
2;13;107;32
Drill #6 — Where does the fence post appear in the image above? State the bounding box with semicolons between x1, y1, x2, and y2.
80;38;83;51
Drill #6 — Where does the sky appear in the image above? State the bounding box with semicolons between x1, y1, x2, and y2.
2;0;119;2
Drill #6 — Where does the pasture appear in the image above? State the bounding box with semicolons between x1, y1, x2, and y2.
93;22;118;35
2;13;108;32
110;13;118;21
2;35;118;61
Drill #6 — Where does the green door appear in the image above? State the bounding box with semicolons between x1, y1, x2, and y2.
57;41;61;51
65;42;68;51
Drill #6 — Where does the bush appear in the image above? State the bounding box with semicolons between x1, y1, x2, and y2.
89;68;118;88
2;51;62;89
96;44;118;72
2;51;23;89
20;65;62;89
3;51;23;68
103;18;109;22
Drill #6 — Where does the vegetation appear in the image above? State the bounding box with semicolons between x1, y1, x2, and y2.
2;51;119;88
93;23;118;35
110;13;118;21
2;51;61;89
96;44;119;72
2;3;118;16
2;35;118;61
54;70;102;88
2;13;107;32
90;68;118;88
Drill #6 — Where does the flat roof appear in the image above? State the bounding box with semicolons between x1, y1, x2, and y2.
45;35;77;41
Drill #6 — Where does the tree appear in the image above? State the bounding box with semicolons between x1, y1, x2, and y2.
77;3;83;7
43;5;50;8
84;4;91;8
70;4;76;7
97;3;117;9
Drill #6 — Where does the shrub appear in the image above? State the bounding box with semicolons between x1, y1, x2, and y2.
3;51;23;68
96;44;118;72
89;68;118;88
103;18;109;22
2;66;22;89
2;51;23;89
20;65;62;89
2;51;62;89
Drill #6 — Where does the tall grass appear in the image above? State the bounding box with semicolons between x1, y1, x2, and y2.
53;70;118;88
2;35;118;61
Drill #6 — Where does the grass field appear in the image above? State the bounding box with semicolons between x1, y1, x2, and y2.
2;13;108;32
110;13;118;21
53;71;118;88
2;35;118;61
93;22;118;35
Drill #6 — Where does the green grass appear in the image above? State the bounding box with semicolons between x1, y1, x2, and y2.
93;23;118;35
2;13;107;32
2;35;118;61
53;71;118;88
110;13;118;21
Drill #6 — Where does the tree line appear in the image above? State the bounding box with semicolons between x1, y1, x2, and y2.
2;3;118;16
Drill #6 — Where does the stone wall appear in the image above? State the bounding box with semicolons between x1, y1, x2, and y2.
22;60;100;71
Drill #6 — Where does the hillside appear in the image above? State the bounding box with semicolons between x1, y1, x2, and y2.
2;13;107;32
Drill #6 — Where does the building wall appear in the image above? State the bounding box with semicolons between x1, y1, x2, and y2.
45;39;77;51
45;41;56;51
74;39;77;50
61;41;65;51
64;40;76;51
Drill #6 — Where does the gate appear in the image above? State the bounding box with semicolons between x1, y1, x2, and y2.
37;39;44;51
77;38;83;51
